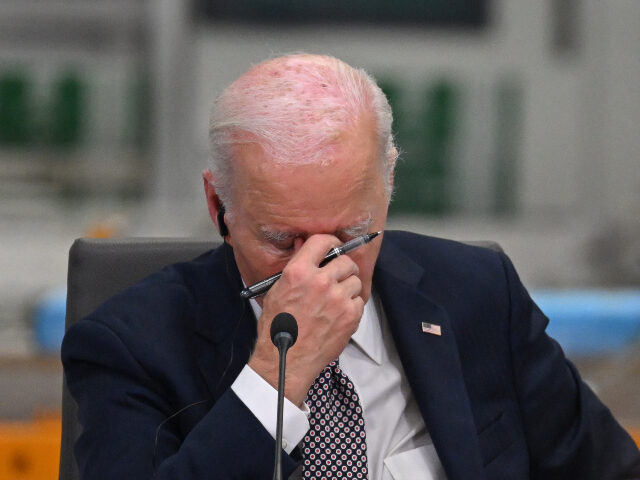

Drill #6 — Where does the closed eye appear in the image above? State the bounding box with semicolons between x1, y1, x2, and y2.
272;239;296;251
261;230;299;252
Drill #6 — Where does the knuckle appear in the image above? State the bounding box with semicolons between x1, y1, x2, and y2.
326;287;343;304
333;255;350;267
352;263;360;276
344;259;360;276
344;276;362;298
283;262;305;282
337;255;356;268
315;272;332;290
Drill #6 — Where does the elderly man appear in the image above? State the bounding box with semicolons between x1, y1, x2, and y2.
62;54;640;480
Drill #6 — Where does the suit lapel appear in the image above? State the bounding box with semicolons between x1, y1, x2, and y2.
194;242;257;400
374;238;487;480
191;237;487;477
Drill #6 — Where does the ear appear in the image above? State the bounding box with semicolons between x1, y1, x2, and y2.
202;170;228;238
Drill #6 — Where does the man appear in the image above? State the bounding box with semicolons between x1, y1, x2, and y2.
62;54;640;479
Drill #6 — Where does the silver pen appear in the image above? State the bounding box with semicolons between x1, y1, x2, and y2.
240;231;382;300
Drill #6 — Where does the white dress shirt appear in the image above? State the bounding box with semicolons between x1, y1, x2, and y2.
231;294;447;480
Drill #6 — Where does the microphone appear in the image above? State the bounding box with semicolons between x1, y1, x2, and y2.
271;313;298;480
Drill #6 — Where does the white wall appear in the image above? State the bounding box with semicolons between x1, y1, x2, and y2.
189;0;640;221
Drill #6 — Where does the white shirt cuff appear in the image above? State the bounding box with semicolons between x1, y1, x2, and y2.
231;364;310;454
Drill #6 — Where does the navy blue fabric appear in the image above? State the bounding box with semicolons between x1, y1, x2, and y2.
61;231;640;479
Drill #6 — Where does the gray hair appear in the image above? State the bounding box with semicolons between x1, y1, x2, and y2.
208;54;398;210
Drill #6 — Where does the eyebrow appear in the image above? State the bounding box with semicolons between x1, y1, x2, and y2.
260;214;373;243
338;214;373;238
260;229;298;243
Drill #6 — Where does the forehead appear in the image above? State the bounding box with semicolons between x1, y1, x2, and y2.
234;149;381;226
229;114;386;233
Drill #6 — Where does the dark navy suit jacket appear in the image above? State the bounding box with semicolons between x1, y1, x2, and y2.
61;231;640;479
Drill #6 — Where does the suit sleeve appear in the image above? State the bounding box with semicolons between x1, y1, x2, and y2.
501;253;640;479
62;318;300;480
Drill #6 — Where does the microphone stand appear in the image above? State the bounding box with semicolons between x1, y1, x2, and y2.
270;312;298;480
273;337;292;480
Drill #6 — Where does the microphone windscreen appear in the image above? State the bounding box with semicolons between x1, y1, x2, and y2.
270;312;298;345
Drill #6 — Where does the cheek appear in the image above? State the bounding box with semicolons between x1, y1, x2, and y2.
356;255;375;278
234;242;291;285
353;251;378;292
232;240;267;282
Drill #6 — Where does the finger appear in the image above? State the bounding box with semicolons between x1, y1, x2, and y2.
293;234;342;266
324;255;360;282
337;274;363;299
292;236;305;253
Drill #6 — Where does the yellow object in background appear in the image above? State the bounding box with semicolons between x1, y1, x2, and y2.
0;414;637;480
85;213;128;239
85;222;118;239
630;427;640;449
0;414;61;480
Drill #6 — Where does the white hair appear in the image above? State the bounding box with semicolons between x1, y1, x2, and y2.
208;53;398;210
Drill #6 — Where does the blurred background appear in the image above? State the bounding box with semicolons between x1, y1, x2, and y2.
0;0;639;477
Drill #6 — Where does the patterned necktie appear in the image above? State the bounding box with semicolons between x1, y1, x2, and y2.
301;360;369;479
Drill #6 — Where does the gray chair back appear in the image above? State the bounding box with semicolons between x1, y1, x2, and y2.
60;237;220;480
59;236;500;479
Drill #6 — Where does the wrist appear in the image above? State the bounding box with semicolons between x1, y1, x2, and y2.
248;351;313;407
248;349;279;390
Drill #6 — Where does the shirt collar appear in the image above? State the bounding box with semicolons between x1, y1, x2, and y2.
249;294;384;366
351;294;384;365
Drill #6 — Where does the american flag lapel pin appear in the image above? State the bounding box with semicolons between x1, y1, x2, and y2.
421;322;442;336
